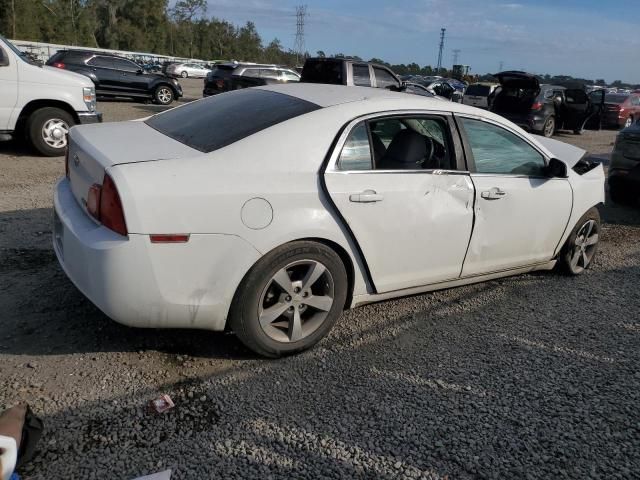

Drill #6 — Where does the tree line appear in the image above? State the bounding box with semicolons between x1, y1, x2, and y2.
0;0;636;87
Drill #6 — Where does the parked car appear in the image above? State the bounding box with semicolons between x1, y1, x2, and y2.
490;71;604;137
609;118;640;203
416;79;462;102
166;62;210;78
402;82;436;97
0;35;101;156
602;93;640;129
463;82;501;109
300;57;402;90
203;62;300;96
46;50;183;105
54;84;604;357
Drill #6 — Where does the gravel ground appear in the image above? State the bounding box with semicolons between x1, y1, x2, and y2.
1;80;639;479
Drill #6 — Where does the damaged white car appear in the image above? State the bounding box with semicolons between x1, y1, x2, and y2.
53;84;605;357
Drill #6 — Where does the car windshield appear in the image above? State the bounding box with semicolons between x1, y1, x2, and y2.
0;34;41;66
605;94;628;104
145;89;321;153
466;85;491;96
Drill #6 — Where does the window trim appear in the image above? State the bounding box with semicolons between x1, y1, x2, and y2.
327;110;468;174
454;114;553;179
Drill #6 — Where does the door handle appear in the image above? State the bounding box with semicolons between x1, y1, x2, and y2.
349;190;384;203
480;187;507;200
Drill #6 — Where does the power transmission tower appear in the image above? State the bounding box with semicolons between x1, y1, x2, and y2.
452;49;461;65
436;28;446;74
294;5;308;65
499;61;504;72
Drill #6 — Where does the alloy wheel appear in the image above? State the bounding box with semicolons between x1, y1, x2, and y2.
41;118;69;149
625;117;633;129
544;117;555;137
258;260;335;343
569;219;599;273
157;87;172;104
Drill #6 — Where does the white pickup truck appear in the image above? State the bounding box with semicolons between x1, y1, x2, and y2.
0;35;102;156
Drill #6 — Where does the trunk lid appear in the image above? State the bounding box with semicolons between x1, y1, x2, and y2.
493;71;540;90
67;121;199;212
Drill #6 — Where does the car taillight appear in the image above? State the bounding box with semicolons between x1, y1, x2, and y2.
53;62;65;69
531;102;543;111
86;174;128;236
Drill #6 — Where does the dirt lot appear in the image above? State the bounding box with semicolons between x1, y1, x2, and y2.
1;79;639;479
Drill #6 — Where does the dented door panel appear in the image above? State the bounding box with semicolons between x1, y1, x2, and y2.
324;171;475;293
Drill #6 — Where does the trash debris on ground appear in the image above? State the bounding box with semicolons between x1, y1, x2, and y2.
149;395;175;414
0;404;43;480
131;469;172;480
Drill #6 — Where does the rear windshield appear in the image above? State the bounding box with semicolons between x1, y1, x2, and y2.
605;94;629;104
465;85;491;96
301;60;344;85
209;65;235;78
145;89;321;153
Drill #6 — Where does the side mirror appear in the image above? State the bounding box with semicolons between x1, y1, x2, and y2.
545;158;568;178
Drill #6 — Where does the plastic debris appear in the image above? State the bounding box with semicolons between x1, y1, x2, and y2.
149;395;175;414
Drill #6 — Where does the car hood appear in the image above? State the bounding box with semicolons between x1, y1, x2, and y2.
494;71;539;90
531;135;586;168
37;65;94;87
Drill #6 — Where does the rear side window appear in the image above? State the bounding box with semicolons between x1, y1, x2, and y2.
353;65;371;87
338;123;372;170
210;66;233;78
373;67;398;89
146;89;321;153
301;60;344;84
88;56;113;68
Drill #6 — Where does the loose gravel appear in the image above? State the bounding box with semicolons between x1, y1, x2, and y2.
1;80;639;479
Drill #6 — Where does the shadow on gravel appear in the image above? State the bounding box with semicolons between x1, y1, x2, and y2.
10;257;640;479
0;140;42;159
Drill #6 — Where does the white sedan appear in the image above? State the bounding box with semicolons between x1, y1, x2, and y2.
53;84;604;357
166;62;210;78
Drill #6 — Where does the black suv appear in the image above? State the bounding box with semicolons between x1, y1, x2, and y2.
490;71;604;137
203;63;300;97
47;50;183;105
300;58;402;90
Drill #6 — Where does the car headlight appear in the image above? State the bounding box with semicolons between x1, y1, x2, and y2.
83;87;96;112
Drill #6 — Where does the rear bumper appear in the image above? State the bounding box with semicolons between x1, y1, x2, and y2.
77;112;103;124
53;178;261;331
603;113;624;127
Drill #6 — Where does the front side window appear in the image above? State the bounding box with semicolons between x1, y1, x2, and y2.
88;56;113;68
112;58;139;71
352;64;371;87
461;118;545;176
242;68;261;78
373;67;398;89
259;69;279;79
282;70;300;81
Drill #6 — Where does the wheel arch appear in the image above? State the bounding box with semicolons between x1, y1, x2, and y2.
154;81;180;97
16;99;79;135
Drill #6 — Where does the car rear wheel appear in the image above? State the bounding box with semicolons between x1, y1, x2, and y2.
153;85;174;105
624;116;633;129
27;107;74;157
559;208;600;275
229;241;348;358
181;71;188;78
542;116;555;138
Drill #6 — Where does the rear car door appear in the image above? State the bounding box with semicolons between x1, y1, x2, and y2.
0;43;18;129
457;116;572;276
563;89;602;131
324;113;475;293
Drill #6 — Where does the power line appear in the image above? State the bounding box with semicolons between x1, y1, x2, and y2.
452;49;461;65
294;5;308;65
436;28;446;74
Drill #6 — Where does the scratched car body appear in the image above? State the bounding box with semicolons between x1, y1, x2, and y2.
53;84;605;357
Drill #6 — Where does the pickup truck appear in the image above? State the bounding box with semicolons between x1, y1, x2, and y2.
300;58;402;90
0;35;102;156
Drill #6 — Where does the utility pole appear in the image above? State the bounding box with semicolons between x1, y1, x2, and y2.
294;5;308;65
436;28;446;74
452;49;461;66
499;60;504;72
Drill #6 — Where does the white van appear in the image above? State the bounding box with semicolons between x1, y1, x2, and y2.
0;35;102;156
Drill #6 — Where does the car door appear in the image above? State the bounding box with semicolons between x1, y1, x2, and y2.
110;58;146;94
457;116;572;276
87;55;120;93
0;43;18;130
323;114;475;293
563;88;603;131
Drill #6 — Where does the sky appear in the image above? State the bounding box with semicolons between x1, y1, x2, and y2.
199;0;640;84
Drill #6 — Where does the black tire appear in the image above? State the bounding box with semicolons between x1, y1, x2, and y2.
559;207;600;275
542;116;555;138
180;71;188;78
153;85;174;105
27;107;75;157
229;241;348;358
